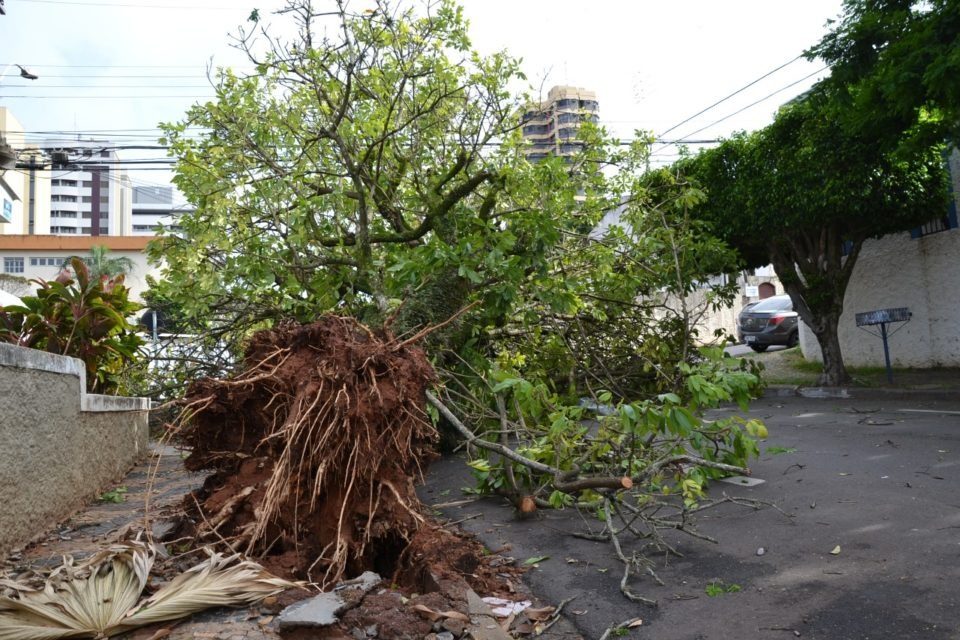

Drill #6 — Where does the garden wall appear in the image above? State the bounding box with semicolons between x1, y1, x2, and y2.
0;343;149;556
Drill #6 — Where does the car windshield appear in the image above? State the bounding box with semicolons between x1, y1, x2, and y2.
750;296;792;312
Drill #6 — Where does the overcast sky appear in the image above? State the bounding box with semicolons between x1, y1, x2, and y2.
0;0;845;191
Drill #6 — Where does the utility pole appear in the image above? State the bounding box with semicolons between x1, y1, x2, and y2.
90;165;101;236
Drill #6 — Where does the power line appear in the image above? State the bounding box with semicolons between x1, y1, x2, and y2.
0;95;212;98
657;55;804;138
669;67;827;146
651;66;828;157
10;0;238;9
13;64;207;69
4;74;207;78
7;85;213;89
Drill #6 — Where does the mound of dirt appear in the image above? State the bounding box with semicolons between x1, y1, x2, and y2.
175;316;439;586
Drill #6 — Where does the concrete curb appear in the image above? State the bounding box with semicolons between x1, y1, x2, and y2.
762;383;959;401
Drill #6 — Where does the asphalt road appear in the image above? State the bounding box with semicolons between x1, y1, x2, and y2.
421;394;960;640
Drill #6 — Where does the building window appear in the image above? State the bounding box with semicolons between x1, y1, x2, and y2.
3;257;24;274
910;207;958;239
30;257;66;266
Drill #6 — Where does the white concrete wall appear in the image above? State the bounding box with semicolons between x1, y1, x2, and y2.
0;343;148;557
799;228;960;367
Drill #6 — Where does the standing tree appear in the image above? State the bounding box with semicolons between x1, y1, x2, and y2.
682;89;949;385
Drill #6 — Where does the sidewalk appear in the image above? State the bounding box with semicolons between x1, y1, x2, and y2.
1;446;582;640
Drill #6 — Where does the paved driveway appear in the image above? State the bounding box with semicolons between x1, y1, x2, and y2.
422;394;960;639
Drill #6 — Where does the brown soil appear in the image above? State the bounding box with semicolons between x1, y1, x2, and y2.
173;316;439;586
332;525;526;640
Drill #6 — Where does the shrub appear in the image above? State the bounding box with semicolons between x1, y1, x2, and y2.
0;257;144;394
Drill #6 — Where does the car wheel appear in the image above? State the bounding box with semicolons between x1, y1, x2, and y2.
749;344;769;353
787;331;799;348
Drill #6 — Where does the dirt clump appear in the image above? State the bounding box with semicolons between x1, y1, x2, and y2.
174;315;438;586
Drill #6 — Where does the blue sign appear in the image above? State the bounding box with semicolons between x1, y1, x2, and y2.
1;199;11;224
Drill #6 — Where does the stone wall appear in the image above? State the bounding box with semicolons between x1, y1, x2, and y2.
0;343;148;556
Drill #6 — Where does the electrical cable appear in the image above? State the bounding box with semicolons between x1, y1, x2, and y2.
657;54;804;138
0;95;213;99
10;0;239;10
651;66;828;157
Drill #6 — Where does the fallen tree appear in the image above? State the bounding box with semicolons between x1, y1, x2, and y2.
147;0;773;611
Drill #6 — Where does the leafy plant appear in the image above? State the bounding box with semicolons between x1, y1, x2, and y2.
705;580;742;597
66;245;135;280
766;446;797;455
0;257;144;394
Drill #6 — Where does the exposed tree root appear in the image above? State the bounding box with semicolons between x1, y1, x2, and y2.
172;316;438;586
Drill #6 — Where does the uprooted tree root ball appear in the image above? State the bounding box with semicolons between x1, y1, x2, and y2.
173;315;439;586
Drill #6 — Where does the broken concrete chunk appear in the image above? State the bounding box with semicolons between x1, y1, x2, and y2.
334;571;382;593
442;617;466;636
464;590;513;640
278;572;382;630
278;592;344;628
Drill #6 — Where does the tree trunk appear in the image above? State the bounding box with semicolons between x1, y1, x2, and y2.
812;317;851;386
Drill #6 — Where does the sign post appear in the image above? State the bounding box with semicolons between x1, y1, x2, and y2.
854;308;911;384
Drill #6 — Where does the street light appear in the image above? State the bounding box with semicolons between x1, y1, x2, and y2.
0;64;38;170
0;63;39;82
15;65;37;80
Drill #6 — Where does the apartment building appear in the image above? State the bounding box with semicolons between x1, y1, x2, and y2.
131;186;184;236
520;85;599;162
45;143;134;237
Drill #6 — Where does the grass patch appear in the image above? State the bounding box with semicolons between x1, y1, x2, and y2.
705;580;742;596
99;487;128;503
740;347;960;389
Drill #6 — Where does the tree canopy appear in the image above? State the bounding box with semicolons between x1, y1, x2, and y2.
74;245;135;280
809;0;960;147
681;88;949;384
142;0;773;599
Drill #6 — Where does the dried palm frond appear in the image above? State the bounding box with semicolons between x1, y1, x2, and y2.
123;550;299;628
0;541;300;640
